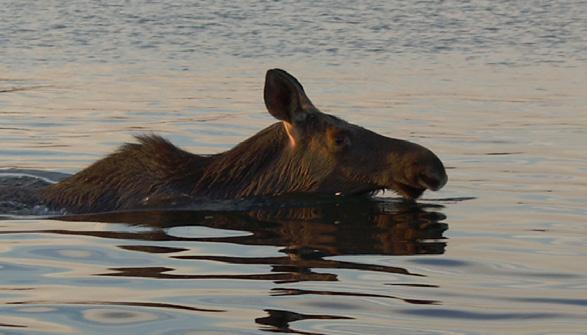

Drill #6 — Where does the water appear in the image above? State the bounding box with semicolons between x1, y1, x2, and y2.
1;1;586;334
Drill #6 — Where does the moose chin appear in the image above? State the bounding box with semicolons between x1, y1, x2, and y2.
42;69;447;213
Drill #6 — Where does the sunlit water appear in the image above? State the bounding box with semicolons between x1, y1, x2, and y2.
1;1;586;334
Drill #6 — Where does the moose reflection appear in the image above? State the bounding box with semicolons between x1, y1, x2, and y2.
53;198;447;283
2;198;448;333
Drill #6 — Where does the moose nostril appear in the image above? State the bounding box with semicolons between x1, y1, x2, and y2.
419;170;447;191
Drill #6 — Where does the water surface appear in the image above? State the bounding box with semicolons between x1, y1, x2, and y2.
1;1;586;334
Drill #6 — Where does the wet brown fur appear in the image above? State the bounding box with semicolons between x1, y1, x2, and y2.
42;121;345;212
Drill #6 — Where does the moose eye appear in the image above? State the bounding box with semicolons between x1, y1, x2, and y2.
327;127;350;150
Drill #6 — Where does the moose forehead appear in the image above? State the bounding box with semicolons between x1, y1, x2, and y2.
293;109;350;128
283;109;357;147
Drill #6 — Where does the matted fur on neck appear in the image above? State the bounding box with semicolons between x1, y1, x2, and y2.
193;122;325;198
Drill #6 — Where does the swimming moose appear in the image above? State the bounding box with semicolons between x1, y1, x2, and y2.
42;69;447;213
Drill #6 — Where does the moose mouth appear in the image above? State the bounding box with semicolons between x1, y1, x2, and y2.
345;182;426;200
389;181;426;200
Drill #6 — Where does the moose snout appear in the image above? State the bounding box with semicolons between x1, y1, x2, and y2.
383;140;447;199
395;144;447;194
385;147;447;200
412;148;448;191
417;165;448;191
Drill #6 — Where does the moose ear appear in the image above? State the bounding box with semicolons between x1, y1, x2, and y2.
264;69;313;122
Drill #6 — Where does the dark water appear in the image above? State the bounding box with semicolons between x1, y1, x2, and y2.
1;1;587;334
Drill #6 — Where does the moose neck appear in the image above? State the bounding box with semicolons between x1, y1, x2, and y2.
192;122;317;198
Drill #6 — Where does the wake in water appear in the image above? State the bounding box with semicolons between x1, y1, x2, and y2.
0;169;69;217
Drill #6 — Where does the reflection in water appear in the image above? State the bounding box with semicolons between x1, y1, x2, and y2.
270;288;439;305
45;199;447;332
7;300;223;313
0;322;26;329
0;198;447;332
55;199;447;282
255;309;353;335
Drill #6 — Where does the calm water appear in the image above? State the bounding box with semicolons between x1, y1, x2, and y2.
1;1;587;334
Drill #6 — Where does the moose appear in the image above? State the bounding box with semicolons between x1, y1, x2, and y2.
41;69;447;213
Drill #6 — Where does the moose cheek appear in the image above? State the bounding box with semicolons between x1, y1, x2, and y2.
327;139;345;153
